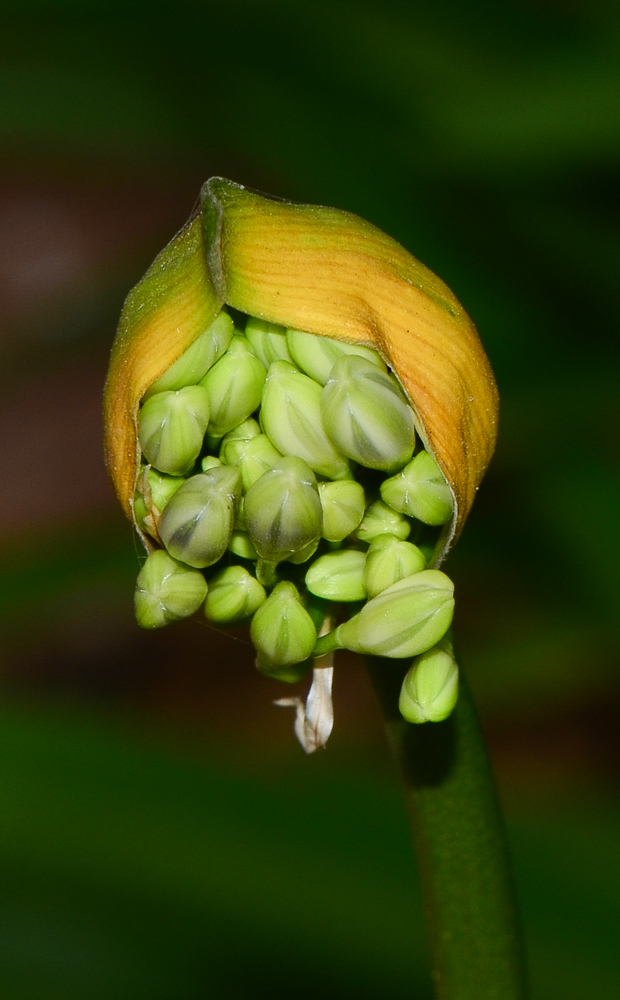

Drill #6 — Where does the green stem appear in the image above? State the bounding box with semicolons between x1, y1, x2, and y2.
366;657;528;1000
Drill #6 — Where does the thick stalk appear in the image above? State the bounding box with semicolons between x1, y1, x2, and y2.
366;657;528;1000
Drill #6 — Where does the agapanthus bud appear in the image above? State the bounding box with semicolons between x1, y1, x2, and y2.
305;549;367;602
144;310;234;397
235;434;282;491
251;581;317;673
244;456;322;563
321;355;415;471
363;534;426;599
200;335;266;437
201;455;223;471
204;565;266;623
286;328;386;386
228;529;258;560
354;499;410;543
314;570;454;658
158;466;241;568
135;549;208;628
380;450;453;526
138;385;211;475
219;418;262;466
245;317;294;367
318;480;366;541
260;361;350;480
399;638;459;723
134;466;185;536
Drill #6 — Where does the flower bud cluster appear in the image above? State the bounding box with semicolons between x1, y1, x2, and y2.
133;308;456;719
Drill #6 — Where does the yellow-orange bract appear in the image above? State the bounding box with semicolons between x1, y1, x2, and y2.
104;178;498;564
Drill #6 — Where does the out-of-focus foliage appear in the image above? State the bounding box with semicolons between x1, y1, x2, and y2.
1;1;620;997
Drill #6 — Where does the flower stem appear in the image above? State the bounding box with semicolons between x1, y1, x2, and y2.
366;657;528;1000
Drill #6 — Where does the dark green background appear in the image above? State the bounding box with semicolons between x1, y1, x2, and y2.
1;2;619;996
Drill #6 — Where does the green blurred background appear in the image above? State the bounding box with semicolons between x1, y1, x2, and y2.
1;1;619;997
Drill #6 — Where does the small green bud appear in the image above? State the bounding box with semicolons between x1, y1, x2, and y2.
354;499;410;543
286;328;387;386
204;565;266;623
318;480;366;541
135;549;208;628
305;549;367;602
399;638;459;723
236;434;283;491
134;466;185;535
363;534;426;599
260;361;350;480
138;385;211;475
158;466;241;568
244;456;322;563
144;310;234;397
228;529;258;560
315;570;454;658
245;317;294;367
201;455;223;471
321;355;415;471
200;335;266;437
380;451;453;526
219;419;262;467
251;580;317;671
287;538;320;564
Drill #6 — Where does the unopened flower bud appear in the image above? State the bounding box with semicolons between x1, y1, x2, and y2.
286;328;386;386
144;310;234;397
251;581;317;672
363;534;426;599
228;529;258;560
219;418;261;463
201;455;222;471
399;638;459;723
354;499;410;543
200;335;266;437
318;480;366;541
135;549;207;628
260;361;350;480
245;317;294;367
287;538;320;564
321;355;415;471
380;450;453;526
244;456;322;563
134;466;185;536
204;565;266;623
305;549;367;602
314;570;454;658
138;385;211;475
158;466;241;568
236;434;282;490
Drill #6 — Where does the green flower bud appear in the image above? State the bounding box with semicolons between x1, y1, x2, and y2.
399;638;459;723
305;549;367;602
315;570;454;658
228;529;258;560
134;466;185;536
260;361;350;480
354;499;410;543
135;549;208;628
286;328;386;386
201;455;223;471
244;456;322;563
158;466;241;568
251;581;317;671
204;565;266;623
318;480;366;541
236;434;283;491
144;310;234;397
245;317;294;367
380;450;453;526
363;534;426;599
219;419;261;466
287;538;320;564
200;335;266;437
138;385;211;475
321;355;415;471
